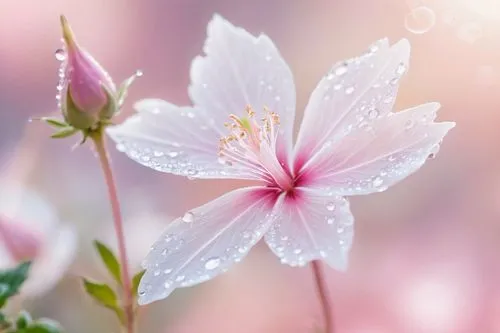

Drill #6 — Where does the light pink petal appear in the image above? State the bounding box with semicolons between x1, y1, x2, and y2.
295;39;410;172
138;186;279;305
189;14;296;166
300;103;455;195
107;99;259;180
265;188;353;270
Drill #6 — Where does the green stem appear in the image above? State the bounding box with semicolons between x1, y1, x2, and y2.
91;129;134;333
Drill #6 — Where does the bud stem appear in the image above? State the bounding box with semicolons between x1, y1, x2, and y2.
311;260;334;333
90;129;135;333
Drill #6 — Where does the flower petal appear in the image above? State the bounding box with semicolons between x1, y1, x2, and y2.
294;39;410;172
107;99;259;179
138;186;279;305
300;102;455;195
189;14;296;165
265;188;354;270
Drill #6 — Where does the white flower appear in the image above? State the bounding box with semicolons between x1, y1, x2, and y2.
108;15;455;304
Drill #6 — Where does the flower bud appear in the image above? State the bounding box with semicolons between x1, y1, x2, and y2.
0;216;41;262
58;15;117;130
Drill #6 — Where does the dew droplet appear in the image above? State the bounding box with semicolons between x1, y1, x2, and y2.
204;257;221;270
405;6;436;35
153;151;164;157
327;217;335;225
405;119;415;129
345;86;355;95
368;108;379;119
116;144;126;152
54;49;66;61
372;177;384;187
154;270;160;276
167;151;179;158
293;249;302;254
164;281;171;288
326;73;335;80
164;268;172;274
175;275;185;282
182;212;194;223
333;83;342;91
135;69;144;77
396;62;407;75
326;202;336;211
138;290;146;296
335;65;348;76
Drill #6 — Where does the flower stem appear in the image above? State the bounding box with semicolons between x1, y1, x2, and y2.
311;260;334;333
91;128;134;333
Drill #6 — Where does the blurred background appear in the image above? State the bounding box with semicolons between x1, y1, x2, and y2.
0;0;499;332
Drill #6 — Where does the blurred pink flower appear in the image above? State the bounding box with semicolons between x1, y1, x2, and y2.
0;183;77;297
108;15;455;304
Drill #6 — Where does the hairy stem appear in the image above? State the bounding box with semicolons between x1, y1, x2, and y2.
91;129;134;333
311;260;334;333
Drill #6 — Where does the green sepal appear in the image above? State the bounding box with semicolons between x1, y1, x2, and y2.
131;270;145;298
93;240;122;285
117;72;140;109
50;127;79;139
0;262;31;308
15;311;32;330
62;88;99;131
40;118;69;128
82;279;125;325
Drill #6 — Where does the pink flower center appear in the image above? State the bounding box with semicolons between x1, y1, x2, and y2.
219;106;294;191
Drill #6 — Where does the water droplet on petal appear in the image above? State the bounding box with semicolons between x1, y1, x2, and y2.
175;275;185;282
335;65;348;76
164;268;172;274
404;6;436;34
167;151;178;158
55;49;66;61
182;212;194;223
204;257;221;270
345;86;355;95
327;217;335;225
405;119;415;129
326;202;336;211
135;69;144;77
368;108;379;119
333;83;342;91
138;290;146;296
372;177;384;187
396;62;407;75
164;281;171;288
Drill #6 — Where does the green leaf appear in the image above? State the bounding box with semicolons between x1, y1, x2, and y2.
50;127;78;139
15;311;32;329
93;240;122;285
0;262;31;308
82;279;125;325
41;118;68;128
131;270;145;297
25;319;62;333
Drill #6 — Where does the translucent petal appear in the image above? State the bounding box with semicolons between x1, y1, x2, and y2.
265;188;354;270
107;99;259;180
189;14;296;165
138;186;279;305
301;103;455;195
295;39;411;172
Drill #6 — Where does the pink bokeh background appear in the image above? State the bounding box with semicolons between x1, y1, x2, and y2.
1;0;499;332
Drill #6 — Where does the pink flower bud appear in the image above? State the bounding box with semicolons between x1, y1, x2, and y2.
0;216;41;262
59;15;117;130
